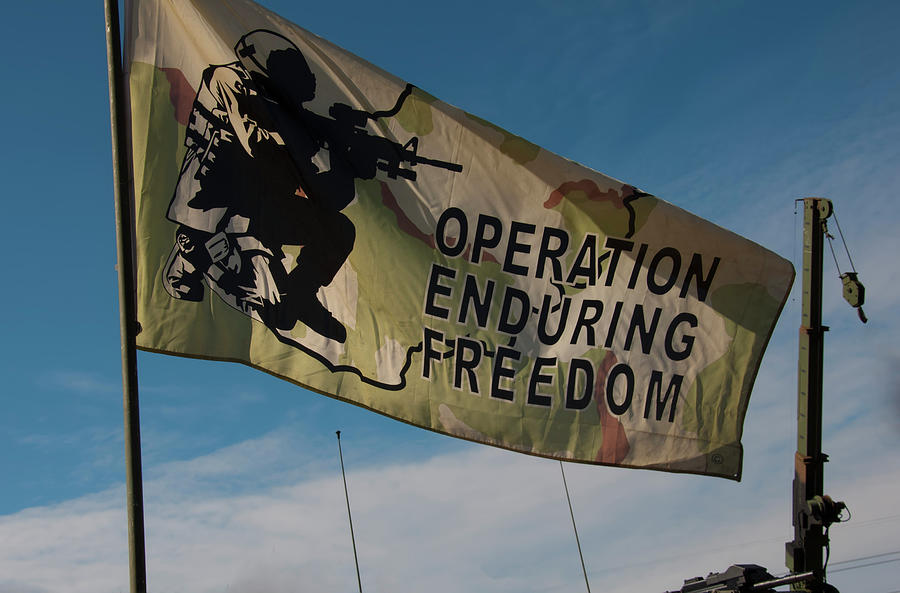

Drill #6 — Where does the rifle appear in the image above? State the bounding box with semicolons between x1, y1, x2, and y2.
317;84;464;182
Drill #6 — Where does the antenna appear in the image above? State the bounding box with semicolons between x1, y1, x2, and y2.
336;431;363;593
560;461;592;593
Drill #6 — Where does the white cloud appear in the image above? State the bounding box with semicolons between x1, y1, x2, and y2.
2;419;897;593
0;490;128;593
38;371;119;395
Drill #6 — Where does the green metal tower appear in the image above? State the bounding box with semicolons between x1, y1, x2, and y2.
666;198;862;593
785;198;851;592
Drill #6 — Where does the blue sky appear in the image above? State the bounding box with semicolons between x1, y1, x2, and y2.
1;1;899;592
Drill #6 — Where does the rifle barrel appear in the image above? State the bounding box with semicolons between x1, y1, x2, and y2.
413;155;463;172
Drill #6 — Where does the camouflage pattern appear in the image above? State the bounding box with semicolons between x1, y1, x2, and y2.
126;0;794;479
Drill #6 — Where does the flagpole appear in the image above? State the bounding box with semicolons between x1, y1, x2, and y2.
104;1;148;592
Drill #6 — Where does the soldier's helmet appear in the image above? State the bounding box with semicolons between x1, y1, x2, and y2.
235;29;316;105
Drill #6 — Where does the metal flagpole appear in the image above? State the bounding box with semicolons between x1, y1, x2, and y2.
559;461;591;593
336;431;363;593
104;0;147;591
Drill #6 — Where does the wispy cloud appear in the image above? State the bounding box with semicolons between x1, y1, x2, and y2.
0;582;50;593
1;422;897;593
17;425;120;449
38;371;119;395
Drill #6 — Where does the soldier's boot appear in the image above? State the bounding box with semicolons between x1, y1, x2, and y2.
277;274;346;343
291;290;347;343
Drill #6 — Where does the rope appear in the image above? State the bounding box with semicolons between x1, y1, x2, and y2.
832;210;858;273
826;229;842;277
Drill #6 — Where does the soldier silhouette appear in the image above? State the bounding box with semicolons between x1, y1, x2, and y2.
163;30;361;343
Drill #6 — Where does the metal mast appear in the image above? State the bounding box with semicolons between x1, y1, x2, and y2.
785;198;846;592
665;198;858;593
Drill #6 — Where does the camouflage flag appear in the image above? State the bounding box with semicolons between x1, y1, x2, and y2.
126;0;793;479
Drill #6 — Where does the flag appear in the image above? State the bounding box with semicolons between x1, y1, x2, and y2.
125;0;794;480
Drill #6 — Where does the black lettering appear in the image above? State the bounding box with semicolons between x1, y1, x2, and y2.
664;312;698;361
537;294;572;346
457;274;495;328
565;233;597;286
503;221;536;276
536;226;569;282
604;301;624;348
647;247;681;295
570;300;604;346
565;358;594;410
643;371;683;422
422;327;444;380
624;304;662;355
491;346;521;401
605;363;634;415
497;286;530;335
424;264;456;319
454;337;483;394
680;253;720;302
472;214;503;264
435;207;467;257
604;237;634;287
627;243;648;289
527;357;555;407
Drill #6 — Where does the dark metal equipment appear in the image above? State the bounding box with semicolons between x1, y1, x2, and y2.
664;198;865;593
784;198;853;591
665;565;818;593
